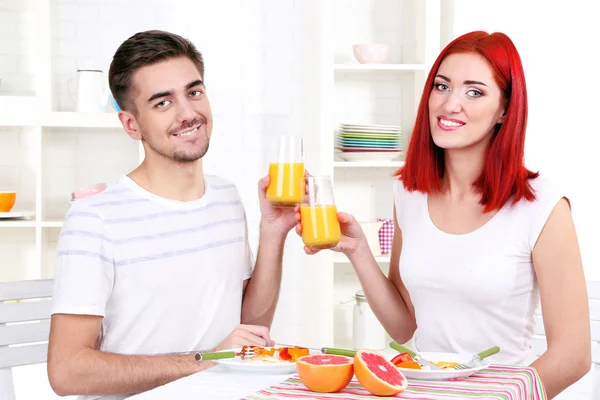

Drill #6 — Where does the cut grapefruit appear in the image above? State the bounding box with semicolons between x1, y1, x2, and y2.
354;349;408;396
296;354;354;393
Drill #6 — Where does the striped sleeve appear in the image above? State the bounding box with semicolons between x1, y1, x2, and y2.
51;203;115;317
241;199;254;281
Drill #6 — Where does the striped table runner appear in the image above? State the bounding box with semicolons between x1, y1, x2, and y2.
242;365;547;399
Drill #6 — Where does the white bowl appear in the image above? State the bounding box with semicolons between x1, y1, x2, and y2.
352;44;390;64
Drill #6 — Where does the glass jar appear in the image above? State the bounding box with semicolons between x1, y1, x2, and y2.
352;290;387;350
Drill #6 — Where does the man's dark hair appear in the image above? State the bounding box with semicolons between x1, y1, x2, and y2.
108;30;205;113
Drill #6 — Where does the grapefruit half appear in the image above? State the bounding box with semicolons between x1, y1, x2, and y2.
354;349;408;396
296;354;354;393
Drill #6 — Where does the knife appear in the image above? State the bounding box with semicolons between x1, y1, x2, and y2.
389;341;442;370
276;343;357;357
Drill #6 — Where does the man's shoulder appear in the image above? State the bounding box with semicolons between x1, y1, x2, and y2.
206;174;238;190
206;175;243;199
65;178;138;220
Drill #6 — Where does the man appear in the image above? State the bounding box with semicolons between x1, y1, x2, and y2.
47;30;296;399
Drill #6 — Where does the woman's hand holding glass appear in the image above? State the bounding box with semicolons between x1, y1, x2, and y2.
294;176;368;256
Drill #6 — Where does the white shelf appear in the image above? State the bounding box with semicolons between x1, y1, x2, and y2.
0;220;36;228
0;104;122;128
43;112;122;129
0;220;63;228
333;253;391;263
334;63;428;71
334;161;404;168
41;221;63;228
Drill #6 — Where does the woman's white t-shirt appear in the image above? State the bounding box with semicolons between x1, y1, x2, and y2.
393;175;565;366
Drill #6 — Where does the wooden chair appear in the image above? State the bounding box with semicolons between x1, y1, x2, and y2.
533;280;600;399
0;279;53;400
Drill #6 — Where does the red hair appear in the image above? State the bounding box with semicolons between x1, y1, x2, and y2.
396;31;538;212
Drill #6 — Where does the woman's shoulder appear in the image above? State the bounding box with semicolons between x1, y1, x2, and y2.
393;178;426;200
519;174;568;215
507;173;569;250
505;174;565;211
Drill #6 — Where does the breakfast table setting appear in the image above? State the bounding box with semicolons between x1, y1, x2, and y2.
130;343;547;400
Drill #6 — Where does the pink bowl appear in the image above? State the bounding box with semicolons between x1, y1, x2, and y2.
71;183;107;201
352;44;390;64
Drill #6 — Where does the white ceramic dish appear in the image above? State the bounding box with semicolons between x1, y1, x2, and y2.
340;125;401;133
0;211;35;219
352;44;391;64
396;351;490;381
338;152;402;162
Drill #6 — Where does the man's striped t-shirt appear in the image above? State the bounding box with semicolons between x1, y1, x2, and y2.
51;174;254;362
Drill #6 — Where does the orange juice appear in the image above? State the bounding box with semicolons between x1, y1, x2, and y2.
301;205;341;249
266;162;305;206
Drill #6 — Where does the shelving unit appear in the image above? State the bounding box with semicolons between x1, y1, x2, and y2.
333;161;404;168
0;0;143;282
334;63;428;71
319;0;442;347
43;112;123;128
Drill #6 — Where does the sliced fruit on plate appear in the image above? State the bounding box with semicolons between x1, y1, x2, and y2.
391;352;413;365
236;345;310;362
395;360;422;369
296;354;354;393
436;361;460;369
354;349;408;396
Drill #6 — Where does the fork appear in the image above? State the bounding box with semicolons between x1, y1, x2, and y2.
453;346;500;370
194;346;259;361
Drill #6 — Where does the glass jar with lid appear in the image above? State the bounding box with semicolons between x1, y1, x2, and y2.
352;290;387;350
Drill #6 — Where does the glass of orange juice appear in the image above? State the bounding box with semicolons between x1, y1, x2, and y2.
300;176;341;250
266;135;304;207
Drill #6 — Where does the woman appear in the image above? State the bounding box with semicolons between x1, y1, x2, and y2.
296;31;591;398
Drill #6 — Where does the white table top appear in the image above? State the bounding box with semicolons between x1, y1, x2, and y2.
130;365;294;400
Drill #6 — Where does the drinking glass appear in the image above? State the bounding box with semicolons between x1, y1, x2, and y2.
300;175;341;250
266;135;304;207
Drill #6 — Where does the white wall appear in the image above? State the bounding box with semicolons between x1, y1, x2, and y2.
0;10;35;95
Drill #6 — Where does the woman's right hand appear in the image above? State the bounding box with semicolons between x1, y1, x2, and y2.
294;206;369;257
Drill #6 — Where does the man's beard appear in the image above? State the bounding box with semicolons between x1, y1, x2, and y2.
172;135;210;162
143;117;211;163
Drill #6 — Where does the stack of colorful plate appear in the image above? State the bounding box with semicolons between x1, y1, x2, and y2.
335;123;403;162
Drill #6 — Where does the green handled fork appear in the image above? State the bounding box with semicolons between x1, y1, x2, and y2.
454;346;500;370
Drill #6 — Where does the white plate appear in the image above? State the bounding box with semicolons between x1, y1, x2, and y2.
396;352;490;381
338;152;402;162
0;211;35;219
340;123;401;131
215;348;316;375
339;128;401;135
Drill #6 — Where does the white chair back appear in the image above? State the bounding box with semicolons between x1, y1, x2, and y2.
533;280;600;399
0;279;54;400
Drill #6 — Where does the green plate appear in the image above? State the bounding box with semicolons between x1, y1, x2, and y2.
339;133;401;140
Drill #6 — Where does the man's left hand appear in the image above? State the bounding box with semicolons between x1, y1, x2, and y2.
257;175;297;237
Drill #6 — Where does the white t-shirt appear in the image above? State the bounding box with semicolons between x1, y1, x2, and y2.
394;175;565;366
51;175;254;400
